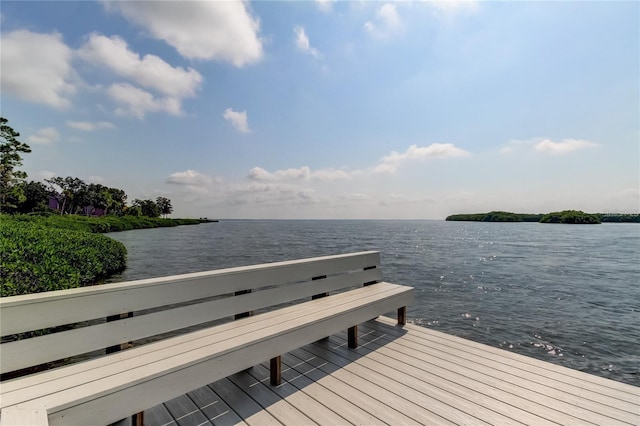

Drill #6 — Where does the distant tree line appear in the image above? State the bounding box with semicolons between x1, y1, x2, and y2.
446;210;640;224
0;116;173;218
446;211;543;222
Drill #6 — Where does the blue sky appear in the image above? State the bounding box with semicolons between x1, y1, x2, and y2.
1;1;638;219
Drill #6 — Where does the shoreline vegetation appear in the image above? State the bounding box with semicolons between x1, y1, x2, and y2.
0;116;222;296
445;210;640;224
0;214;213;297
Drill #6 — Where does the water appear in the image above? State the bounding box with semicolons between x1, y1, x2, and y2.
106;220;640;386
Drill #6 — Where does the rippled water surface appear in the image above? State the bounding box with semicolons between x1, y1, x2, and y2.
107;220;640;386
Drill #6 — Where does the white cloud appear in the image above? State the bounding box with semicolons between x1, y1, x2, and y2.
223;108;250;133
249;166;310;181
315;0;335;12
428;0;480;17
103;1;263;66
167;169;214;186
248;166;351;182
364;3;402;39
535;138;598;155
0;30;76;108
500;138;598;155
28;127;60;145
294;26;322;59
107;83;181;119
78;33;202;99
227;182;318;206
66;120;116;131
311;169;352;181
249;143;469;183
377;143;471;173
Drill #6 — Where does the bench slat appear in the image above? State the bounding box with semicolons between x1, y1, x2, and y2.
12;284;412;426
1;268;382;374
3;282;391;394
1;252;381;336
2;284;410;404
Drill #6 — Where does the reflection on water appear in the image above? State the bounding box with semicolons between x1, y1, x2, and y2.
107;220;640;386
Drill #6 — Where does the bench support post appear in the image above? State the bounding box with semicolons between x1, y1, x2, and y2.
348;325;358;348
312;275;329;300
234;290;254;319
270;356;282;386
106;312;133;354
132;412;144;426
398;306;407;325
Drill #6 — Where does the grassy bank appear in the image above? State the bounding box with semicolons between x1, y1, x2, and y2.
7;213;203;233
0;214;206;297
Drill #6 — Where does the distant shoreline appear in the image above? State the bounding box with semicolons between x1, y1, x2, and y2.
445;210;640;224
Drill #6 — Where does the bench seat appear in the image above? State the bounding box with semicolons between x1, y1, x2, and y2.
1;282;412;426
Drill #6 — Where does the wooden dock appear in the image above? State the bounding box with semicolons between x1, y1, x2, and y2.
145;316;639;425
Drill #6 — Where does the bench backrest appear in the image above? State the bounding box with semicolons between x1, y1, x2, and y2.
0;251;383;377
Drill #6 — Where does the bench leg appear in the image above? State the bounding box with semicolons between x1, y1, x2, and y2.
270;356;281;386
348;325;358;348
398;306;407;326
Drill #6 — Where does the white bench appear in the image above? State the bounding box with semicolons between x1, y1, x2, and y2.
0;251;413;426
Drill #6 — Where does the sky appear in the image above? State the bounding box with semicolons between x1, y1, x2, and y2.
1;1;638;219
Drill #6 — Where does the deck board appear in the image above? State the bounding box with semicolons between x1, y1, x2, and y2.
146;317;640;425
358;320;639;423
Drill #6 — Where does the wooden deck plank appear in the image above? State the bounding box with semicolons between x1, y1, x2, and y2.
288;345;461;426
356;326;632;424
143;317;639;426
365;326;639;422
187;386;248;426
281;354;390;425
315;335;553;426
207;378;281;426
163;394;211;426
247;363;346;425
144;405;177;426
363;319;640;417
344;332;629;425
225;371;315;425
283;350;423;426
377;316;638;398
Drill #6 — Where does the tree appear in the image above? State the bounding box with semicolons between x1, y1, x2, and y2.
156;197;173;218
130;198;160;218
106;187;127;216
46;176;87;214
1;117;32;211
16;181;51;213
140;199;160;218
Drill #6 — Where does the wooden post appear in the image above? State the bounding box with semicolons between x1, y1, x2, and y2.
105;312;140;425
234;290;253;320
363;265;378;286
270;356;281;386
106;312;133;354
311;275;328;300
398;306;407;326
132;412;144;426
348;325;358;348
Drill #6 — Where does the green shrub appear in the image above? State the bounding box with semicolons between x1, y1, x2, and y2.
0;218;127;296
0;214;204;296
